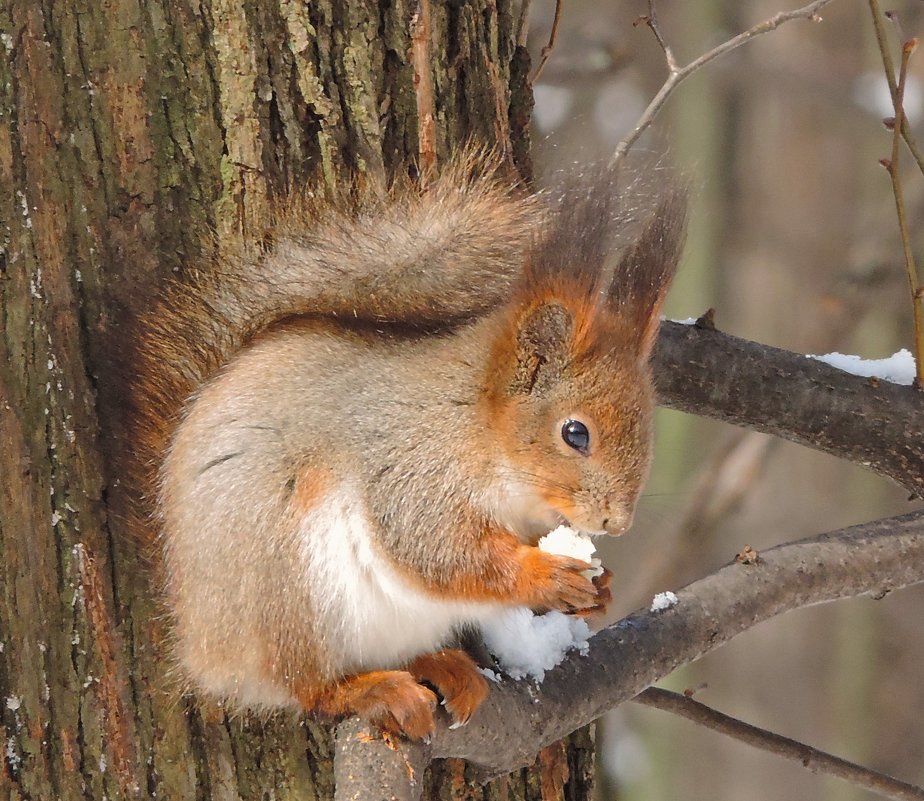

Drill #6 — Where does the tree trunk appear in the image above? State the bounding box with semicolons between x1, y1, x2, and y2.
0;1;594;799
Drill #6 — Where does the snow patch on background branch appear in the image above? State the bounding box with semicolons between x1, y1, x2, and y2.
807;349;916;385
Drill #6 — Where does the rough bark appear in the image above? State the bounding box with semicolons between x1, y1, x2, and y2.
654;320;924;497
0;2;596;800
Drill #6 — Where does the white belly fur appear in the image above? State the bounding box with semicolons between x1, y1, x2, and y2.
301;487;500;674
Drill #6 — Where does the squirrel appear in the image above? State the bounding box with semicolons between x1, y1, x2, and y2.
130;154;686;741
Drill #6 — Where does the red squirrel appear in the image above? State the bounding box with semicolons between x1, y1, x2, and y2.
131;155;685;741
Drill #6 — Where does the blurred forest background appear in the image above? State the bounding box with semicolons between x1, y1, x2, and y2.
523;2;924;800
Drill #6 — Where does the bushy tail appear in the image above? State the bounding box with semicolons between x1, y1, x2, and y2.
130;155;537;507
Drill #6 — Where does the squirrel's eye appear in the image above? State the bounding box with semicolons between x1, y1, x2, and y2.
561;419;590;453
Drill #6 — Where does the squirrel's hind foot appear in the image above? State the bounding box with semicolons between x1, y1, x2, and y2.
311;670;438;741
408;649;489;728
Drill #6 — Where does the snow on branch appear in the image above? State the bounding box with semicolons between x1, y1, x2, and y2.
429;510;924;777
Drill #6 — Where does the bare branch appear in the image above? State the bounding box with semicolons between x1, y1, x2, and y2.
869;0;924;177
516;0;532;48
878;32;924;387
530;0;563;84
638;1;679;73
635;688;924;801
427;510;924;777
612;0;835;167
653;321;924;497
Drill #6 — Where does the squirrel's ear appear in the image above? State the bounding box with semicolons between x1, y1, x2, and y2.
506;302;573;396
608;188;687;358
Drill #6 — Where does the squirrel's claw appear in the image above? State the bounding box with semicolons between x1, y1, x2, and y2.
408;649;489;729
570;567;614;617
369;680;438;741
593;566;614;589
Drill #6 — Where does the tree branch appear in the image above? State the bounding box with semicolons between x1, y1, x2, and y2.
426;510;924;777
634;688;924;801
334;718;431;801
653;321;924;497
612;0;835;167
877;29;924;388
530;0;563;84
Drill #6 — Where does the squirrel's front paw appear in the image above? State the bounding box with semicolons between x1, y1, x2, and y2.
571;566;613;617
518;548;606;614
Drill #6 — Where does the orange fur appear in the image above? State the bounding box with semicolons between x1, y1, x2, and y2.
380;524;605;613
407;649;489;726
307;671;438;741
127;154;686;741
290;468;329;513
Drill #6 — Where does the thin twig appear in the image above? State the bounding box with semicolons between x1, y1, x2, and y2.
530;0;563;84
516;0;532;48
612;0;835;167
635;688;924;801
880;36;924;388
869;0;924;177
638;1;678;72
410;0;437;186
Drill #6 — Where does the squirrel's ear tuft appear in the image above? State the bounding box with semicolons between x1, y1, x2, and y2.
504;302;574;397
608;187;687;358
525;171;615;295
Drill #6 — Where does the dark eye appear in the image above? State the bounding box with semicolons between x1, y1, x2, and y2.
561;419;590;453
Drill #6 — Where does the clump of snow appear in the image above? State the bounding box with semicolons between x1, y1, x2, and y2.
479;667;501;683
538;525;603;578
480;607;591;682
5;696;20;712
668;317;699;325
650;591;678;613
807;349;916;386
480;525;599;682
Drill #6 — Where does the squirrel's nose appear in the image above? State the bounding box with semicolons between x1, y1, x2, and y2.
602;518;627;536
601;506;633;536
